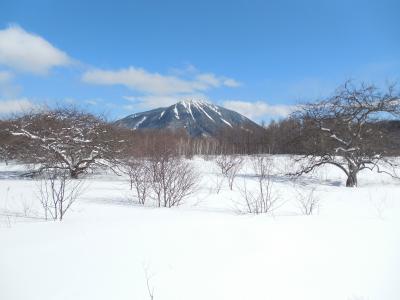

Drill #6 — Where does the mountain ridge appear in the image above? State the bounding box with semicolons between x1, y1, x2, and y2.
115;100;263;137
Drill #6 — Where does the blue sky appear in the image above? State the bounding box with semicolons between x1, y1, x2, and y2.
0;0;399;122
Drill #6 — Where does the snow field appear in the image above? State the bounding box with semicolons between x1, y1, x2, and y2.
0;156;399;300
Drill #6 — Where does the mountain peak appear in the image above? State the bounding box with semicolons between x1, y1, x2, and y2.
116;100;262;137
177;99;209;106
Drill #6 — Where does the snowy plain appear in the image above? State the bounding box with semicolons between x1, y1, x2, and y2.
0;156;399;300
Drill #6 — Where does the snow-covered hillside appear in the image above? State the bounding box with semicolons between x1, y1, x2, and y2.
1;156;399;300
115;100;263;137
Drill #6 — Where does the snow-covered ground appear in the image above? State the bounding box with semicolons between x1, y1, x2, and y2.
1;156;399;300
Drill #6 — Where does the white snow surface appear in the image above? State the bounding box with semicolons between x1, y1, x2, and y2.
133;116;147;129
181;101;195;120
173;105;180;119
1;156;400;300
178;99;218;122
221;117;232;127
195;103;215;122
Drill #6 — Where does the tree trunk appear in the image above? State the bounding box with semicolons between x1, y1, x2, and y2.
346;165;358;187
70;169;80;179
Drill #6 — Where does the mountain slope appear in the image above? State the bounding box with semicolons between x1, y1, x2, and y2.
116;100;263;137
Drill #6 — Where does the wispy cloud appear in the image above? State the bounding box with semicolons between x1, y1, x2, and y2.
0;25;71;74
0;71;13;82
123;93;208;110
223;100;297;120
195;73;241;88
82;66;240;96
61;97;105;108
82;65;240;112
0;98;37;116
0;70;21;98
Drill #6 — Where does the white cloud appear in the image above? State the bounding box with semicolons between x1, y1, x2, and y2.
122;95;137;101
169;64;198;76
0;98;37;116
223;78;241;87
82;67;196;95
223;100;297;120
0;25;71;74
195;73;241;88
82;66;240;96
58;97;103;107
0;71;13;82
0;71;21;98
83;65;241;113
195;73;221;87
84;99;99;106
123;93;208;110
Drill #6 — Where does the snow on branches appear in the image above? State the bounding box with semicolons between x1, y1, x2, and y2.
3;108;127;178
291;81;400;187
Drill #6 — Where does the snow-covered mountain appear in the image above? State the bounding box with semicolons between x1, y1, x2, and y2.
116;100;263;137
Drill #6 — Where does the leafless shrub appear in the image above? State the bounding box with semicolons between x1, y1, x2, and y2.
204;172;225;195
213;174;224;194
119;129;198;208
216;154;243;190
238;155;280;214
149;156;198;207
216;154;240;176
123;158;151;205
19;197;35;217
143;265;155;300
368;191;388;220
37;169;84;221
295;187;319;215
202;154;214;161
0;187;41;221
0;215;13;228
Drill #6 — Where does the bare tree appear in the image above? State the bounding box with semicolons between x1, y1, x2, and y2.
0;140;11;165
295;187;319;215
37;169;84;221
216;154;243;190
291;81;400;187
2;107;125;178
238;155;280;214
0;120;17;165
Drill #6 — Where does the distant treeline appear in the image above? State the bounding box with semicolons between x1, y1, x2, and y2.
1;107;400;169
160;118;400;156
